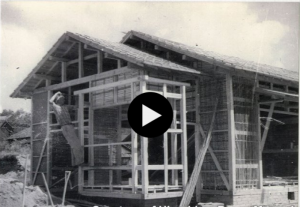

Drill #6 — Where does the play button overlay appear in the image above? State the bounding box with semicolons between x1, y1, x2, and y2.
142;105;161;127
128;92;173;138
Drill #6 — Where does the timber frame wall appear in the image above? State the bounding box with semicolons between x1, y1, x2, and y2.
26;32;298;206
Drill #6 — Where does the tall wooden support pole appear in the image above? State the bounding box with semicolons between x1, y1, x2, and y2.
131;82;138;193
140;80;149;194
171;99;178;186
30;99;34;184
88;82;95;186
162;84;168;192
226;74;236;192
141;136;149;194
180;85;188;189
116;106;122;184
78;43;84;78
61;62;67;82
195;79;201;202
97;51;103;74
46;80;52;186
256;94;263;189
78;93;84;192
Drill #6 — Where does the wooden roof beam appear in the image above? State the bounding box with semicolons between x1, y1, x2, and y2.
182;55;196;61
67;53;98;66
104;53;120;60
49;56;70;62
34;74;60;81
256;87;298;102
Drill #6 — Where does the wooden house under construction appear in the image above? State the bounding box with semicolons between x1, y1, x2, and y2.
11;31;298;207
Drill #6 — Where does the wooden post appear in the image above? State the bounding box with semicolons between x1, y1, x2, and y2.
180;85;188;189
61;62;67;82
88;82;94;186
163;83;168;192
131;82;138;193
141;136;149;194
30;99;34;184
97;51;103;73
171;98;178;186
195;79;201;201
78;43;84;78
78;93;84;192
116;106;122;184
226;74;236;192
46;80;52;186
256;94;263;189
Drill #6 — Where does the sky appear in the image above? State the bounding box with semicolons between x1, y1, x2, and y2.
0;2;299;112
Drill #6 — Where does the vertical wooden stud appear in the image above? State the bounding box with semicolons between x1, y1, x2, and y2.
180;85;188;189
195;79;201;202
88;82;94;186
61;62;67;82
97;51;103;73
78;93;84;192
78;43;84;78
256;94;263;189
226;74;236;192
141;136;149;194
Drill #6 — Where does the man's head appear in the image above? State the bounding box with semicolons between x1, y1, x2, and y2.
55;93;65;106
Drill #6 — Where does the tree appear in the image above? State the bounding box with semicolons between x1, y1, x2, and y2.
0;109;32;133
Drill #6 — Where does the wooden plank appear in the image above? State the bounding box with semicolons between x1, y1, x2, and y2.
226;74;236;192
34;66;134;94
179;98;218;207
145;76;191;87
180;85;188;189
97;51;103;73
261;102;275;152
136;165;183;170
74;75;145;95
83;141;131;147
256;87;298;102
41;173;54;207
162;84;168;193
78;42;84;78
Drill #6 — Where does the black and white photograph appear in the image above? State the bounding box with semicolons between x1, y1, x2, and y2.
0;2;299;207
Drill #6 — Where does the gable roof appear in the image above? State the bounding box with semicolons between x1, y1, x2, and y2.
0;116;8;127
7;127;31;140
122;30;298;84
11;32;201;98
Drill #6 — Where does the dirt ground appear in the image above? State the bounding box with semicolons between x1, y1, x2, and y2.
0;153;75;207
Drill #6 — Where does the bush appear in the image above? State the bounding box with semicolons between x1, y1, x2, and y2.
0;140;30;158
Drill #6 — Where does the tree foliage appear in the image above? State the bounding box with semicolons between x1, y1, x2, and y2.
0;109;31;130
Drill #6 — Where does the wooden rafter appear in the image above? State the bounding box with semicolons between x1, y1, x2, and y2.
48;56;69;62
256;87;298;102
34;74;60;81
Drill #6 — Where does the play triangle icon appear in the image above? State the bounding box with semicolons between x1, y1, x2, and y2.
142;104;162;127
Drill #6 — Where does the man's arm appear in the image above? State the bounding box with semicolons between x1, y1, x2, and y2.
49;92;62;105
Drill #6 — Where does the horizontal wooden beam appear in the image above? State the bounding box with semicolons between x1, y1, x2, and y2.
34;74;60;81
256;87;298;102
182;55;195;61
259;98;284;104
84;44;98;51
34;66;134;94
48;56;69;62
67;53;98;66
18;91;33;97
74;75;144;95
260;108;298;116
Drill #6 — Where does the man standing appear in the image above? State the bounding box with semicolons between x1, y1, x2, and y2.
49;91;84;166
